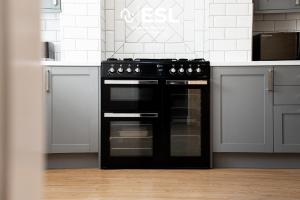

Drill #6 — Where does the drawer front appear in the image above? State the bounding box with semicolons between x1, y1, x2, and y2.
274;66;300;86
274;86;300;105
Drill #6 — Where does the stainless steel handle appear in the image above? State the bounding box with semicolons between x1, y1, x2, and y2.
296;0;300;5
104;80;158;85
104;113;158;118
53;0;58;6
266;69;273;92
166;80;208;85
45;70;51;93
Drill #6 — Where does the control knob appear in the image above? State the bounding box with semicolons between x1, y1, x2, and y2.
135;68;141;73
170;67;176;74
126;68;132;73
196;67;202;73
117;67;124;73
178;68;185;74
187;68;193;75
108;67;115;73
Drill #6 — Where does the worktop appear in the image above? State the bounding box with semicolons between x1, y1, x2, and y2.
41;61;100;67
211;61;300;66
42;60;300;67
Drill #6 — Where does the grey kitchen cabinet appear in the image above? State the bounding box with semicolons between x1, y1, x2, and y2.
274;106;300;153
254;0;300;13
273;66;300;153
212;67;274;152
42;0;61;13
46;67;99;153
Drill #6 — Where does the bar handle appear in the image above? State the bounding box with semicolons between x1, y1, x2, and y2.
104;80;158;85
45;69;51;93
104;113;158;118
166;80;208;85
265;69;273;92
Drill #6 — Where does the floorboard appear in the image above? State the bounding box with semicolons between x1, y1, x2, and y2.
44;169;300;200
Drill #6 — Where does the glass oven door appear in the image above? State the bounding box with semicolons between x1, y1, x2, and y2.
101;113;159;168
165;80;210;166
102;80;160;112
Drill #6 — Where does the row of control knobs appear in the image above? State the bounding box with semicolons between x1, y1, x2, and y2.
169;67;202;75
108;67;140;74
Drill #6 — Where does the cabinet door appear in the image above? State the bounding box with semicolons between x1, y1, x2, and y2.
274;106;300;153
47;67;99;153
254;0;300;13
42;0;61;12
212;67;273;152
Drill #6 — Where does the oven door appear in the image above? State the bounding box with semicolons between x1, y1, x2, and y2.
164;80;210;168
102;79;160;112
101;112;159;168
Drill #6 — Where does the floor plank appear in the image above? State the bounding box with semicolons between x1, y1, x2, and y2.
44;169;300;200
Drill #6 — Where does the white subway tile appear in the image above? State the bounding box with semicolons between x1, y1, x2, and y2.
210;4;226;16
65;51;88;61
88;28;101;39
237;16;252;27
63;4;87;16
213;40;236;51
236;39;251;50
76;39;99;50
226;4;249;16
106;31;114;51
76;16;100;27
165;43;186;53
209;28;225;39
106;10;115;30
88;3;101;16
63;27;87;39
213;16;236;27
225;51;248;62
41;31;57;41
62;39;76;50
61;16;76;26
225;28;249;39
45;20;60;30
87;51;101;61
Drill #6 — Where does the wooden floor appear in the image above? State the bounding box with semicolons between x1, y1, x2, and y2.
44;169;300;200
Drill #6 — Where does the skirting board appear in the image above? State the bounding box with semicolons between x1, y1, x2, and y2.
214;153;300;168
47;153;99;169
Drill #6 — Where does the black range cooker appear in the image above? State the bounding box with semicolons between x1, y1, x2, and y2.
101;58;211;169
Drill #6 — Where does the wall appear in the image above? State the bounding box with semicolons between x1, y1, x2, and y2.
102;0;207;59
253;13;300;33
41;0;102;62
207;0;253;62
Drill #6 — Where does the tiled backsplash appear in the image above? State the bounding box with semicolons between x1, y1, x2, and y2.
102;0;207;60
42;0;254;62
41;0;101;62
207;0;253;62
253;13;300;33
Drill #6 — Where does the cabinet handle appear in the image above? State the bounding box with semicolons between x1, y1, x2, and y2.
46;70;51;93
266;69;273;92
53;0;58;6
296;0;300;5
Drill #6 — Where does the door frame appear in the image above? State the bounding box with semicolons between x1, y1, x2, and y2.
0;0;44;199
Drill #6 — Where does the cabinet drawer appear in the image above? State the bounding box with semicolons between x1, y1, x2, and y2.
274;86;300;105
274;66;300;85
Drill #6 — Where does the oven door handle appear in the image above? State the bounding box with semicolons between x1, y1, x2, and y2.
104;80;158;85
166;80;208;85
104;113;158;118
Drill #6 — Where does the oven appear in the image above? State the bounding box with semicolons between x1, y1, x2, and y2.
101;112;160;168
101;58;211;169
102;79;160;112
164;80;210;167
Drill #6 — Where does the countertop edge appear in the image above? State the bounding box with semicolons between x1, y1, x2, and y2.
41;61;100;67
